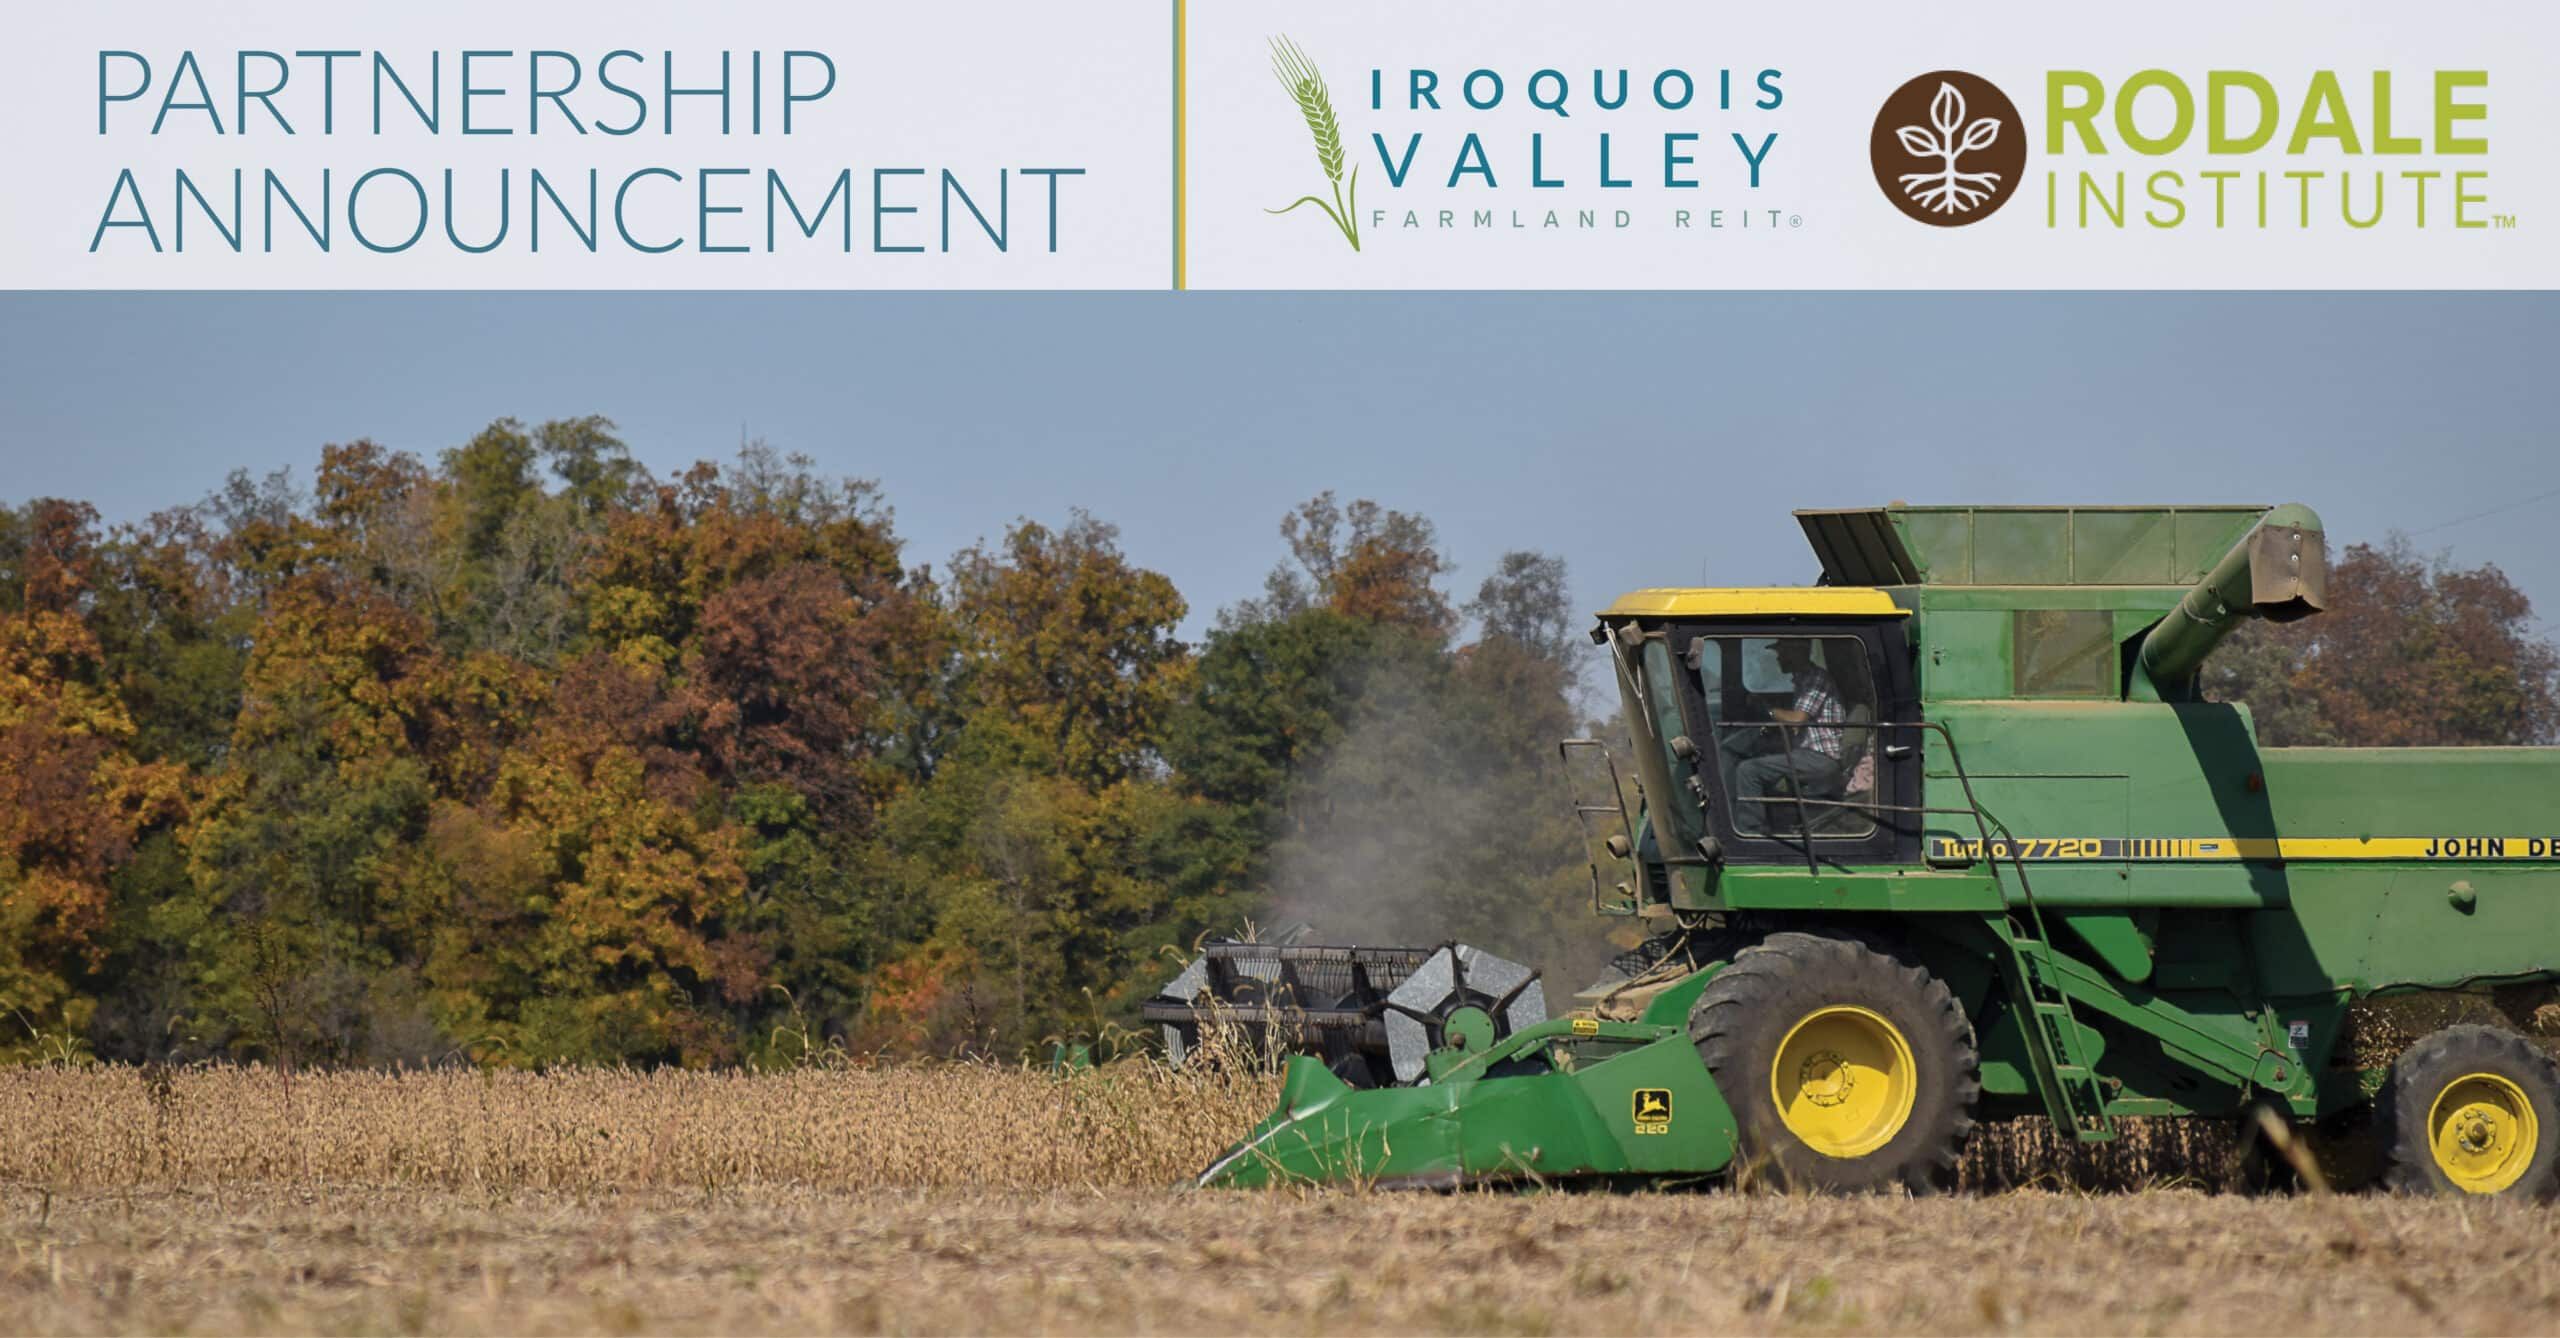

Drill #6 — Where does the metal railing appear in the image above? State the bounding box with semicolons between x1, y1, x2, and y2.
1556;737;1641;915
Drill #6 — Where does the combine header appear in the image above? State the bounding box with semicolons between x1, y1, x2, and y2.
1142;940;1546;1086
1165;503;2560;1197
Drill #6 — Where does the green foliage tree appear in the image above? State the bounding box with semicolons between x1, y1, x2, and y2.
946;513;1190;788
862;514;1238;1054
1165;607;1391;823
177;573;453;1064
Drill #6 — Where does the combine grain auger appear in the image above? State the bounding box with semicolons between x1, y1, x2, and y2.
1190;503;2560;1197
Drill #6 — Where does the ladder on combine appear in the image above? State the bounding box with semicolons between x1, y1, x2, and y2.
1990;908;2119;1142
1923;727;2119;1144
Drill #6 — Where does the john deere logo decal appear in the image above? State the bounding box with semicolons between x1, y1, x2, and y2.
1267;36;1361;252
1632;1087;1672;1134
1871;71;2025;226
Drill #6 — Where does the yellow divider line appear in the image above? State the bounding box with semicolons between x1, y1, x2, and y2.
1173;0;1187;290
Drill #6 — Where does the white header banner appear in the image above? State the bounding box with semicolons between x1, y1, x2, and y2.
3;2;2552;289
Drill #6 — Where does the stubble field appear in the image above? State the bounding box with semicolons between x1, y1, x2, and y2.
2;1064;2555;1336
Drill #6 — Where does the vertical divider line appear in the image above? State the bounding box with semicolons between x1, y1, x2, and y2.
1173;0;1187;290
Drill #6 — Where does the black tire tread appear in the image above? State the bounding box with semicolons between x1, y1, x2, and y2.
1688;930;1979;1194
2378;1022;2560;1199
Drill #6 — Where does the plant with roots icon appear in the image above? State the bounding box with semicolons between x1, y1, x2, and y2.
1896;82;2003;214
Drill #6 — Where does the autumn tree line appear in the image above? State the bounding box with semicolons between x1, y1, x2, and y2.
0;418;2551;1068
0;419;1619;1067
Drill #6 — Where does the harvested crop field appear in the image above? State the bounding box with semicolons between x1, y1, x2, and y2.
4;1066;2558;1336
10;1185;2560;1336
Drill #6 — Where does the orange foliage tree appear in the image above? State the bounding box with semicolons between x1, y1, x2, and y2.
2210;538;2559;747
0;501;184;1055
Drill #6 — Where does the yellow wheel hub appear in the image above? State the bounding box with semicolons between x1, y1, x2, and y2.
1770;1005;1918;1159
2428;1071;2539;1194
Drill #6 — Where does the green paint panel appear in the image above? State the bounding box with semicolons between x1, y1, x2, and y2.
2058;911;2154;981
2070;510;2177;584
1921;610;2010;699
2364;866;2560;990
1973;510;2072;584
1897;509;1975;583
2244;870;2393;996
1201;1024;1737;1189
1919;586;2187;613
1706;868;2004;913
2261;747;2560;836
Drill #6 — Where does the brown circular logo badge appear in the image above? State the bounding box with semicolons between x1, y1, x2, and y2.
1871;71;2025;226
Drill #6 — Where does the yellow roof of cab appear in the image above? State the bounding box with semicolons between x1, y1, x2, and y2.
1599;587;1908;619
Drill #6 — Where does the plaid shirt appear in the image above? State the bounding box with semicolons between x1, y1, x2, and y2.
1788;667;1846;759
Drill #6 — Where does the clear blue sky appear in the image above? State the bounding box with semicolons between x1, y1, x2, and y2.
0;293;2551;639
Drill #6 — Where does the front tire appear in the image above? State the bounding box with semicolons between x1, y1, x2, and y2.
2380;1023;2560;1198
1688;931;1978;1193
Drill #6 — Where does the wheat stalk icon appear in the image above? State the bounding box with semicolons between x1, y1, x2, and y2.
1267;36;1360;252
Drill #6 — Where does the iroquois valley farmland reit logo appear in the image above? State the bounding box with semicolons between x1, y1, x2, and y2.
1253;35;1797;251
1869;71;2025;225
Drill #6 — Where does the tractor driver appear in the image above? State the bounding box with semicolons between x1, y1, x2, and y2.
1721;640;1851;833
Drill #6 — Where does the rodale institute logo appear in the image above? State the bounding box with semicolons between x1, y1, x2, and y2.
1870;71;2025;225
1266;36;1361;252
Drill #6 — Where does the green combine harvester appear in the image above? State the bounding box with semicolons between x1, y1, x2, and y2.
1160;503;2560;1196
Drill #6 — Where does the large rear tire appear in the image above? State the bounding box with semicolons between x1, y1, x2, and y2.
2380;1023;2560;1198
1688;931;1978;1193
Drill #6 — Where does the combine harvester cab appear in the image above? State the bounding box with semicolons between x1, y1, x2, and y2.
1180;503;2560;1197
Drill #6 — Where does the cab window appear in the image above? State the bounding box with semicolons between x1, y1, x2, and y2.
1687;635;1881;839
